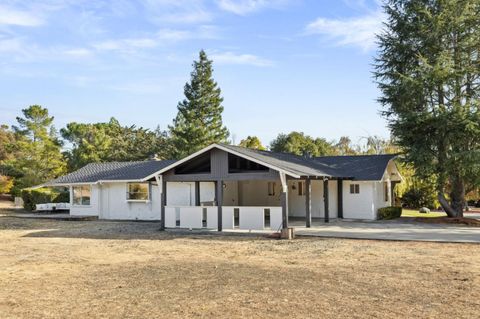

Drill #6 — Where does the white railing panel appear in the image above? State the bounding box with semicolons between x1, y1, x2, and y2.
269;207;283;231
222;207;235;230
165;207;177;228
239;207;265;230
180;207;203;229
206;207;218;229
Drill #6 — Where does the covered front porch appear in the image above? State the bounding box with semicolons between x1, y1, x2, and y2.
158;177;338;231
152;144;345;232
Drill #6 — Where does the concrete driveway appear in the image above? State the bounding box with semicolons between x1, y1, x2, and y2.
294;220;480;243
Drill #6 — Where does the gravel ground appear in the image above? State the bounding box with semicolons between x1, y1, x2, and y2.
0;216;479;319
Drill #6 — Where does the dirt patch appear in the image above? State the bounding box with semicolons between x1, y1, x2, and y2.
415;217;480;227
0;217;479;319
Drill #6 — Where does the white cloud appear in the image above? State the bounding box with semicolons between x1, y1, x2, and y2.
305;10;385;52
140;0;212;24
210;51;274;67
63;48;93;58
93;26;219;52
217;0;289;15
0;5;44;26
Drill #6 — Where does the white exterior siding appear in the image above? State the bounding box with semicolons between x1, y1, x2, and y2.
70;184;100;217
99;183;161;220
289;180;338;219
343;181;375;220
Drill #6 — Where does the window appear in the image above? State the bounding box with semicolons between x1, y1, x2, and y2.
228;153;269;173
298;181;305;196
127;183;150;201
267;182;276;196
350;184;360;194
384;182;389;202
72;185;91;206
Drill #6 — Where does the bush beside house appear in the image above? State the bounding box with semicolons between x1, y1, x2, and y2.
21;188;69;211
378;206;403;220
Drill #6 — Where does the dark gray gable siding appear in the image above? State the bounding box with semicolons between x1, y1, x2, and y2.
163;148;281;182
47;160;176;185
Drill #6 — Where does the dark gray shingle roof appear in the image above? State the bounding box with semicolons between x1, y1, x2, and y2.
219;144;396;180
47;160;176;185
313;154;397;180
219;144;338;177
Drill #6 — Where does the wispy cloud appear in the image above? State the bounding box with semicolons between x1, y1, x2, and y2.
216;0;290;15
210;51;274;67
305;10;385;52
0;5;44;26
140;0;212;24
93;26;220;53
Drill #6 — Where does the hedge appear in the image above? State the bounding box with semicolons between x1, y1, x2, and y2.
21;188;70;211
378;206;403;220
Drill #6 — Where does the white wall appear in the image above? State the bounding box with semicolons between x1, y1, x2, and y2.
238;180;281;207
70;184;100;216
343;181;375;220
289;180;338;219
99;183;161;220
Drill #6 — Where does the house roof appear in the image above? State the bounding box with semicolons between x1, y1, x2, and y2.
46;160;176;185
313;154;398;181
46;144;399;186
217;144;340;178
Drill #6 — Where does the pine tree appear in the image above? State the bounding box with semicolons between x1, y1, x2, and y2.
169;50;229;158
11;105;66;188
374;0;480;217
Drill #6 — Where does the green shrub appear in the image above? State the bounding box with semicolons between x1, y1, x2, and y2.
378;206;403;220
401;186;438;209
21;188;69;211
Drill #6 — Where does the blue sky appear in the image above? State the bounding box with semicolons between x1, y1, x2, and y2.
0;0;387;146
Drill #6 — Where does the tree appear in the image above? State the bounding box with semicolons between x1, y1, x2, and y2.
61;118;170;170
239;136;266;150
361;135;400;155
169;50;229;159
0;125;15;163
334;136;357;155
270;132;335;156
11;105;66;189
375;0;480;217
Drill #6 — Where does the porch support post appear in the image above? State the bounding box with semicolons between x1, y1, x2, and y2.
337;179;343;219
280;172;289;229
216;180;223;232
195;181;200;206
160;177;167;231
323;178;329;223
305;177;312;228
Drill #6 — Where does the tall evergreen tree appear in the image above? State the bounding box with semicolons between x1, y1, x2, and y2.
375;0;480;217
11;105;66;189
169;50;229;158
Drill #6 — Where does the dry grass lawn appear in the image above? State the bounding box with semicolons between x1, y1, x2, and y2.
0;216;479;319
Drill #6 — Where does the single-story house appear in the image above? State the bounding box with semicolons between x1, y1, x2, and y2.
45;143;402;231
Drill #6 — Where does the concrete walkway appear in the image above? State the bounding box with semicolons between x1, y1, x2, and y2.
292;220;480;243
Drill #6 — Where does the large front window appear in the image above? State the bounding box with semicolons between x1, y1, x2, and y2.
127;183;150;201
73;185;91;206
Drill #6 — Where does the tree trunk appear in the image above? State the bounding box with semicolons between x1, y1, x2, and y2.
450;176;465;218
437;176;465;218
438;192;458;217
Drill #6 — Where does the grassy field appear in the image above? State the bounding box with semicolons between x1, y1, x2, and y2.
401;208;447;218
0;216;479;319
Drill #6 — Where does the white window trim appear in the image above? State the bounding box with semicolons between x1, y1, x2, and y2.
72;185;92;207
126;182;150;202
